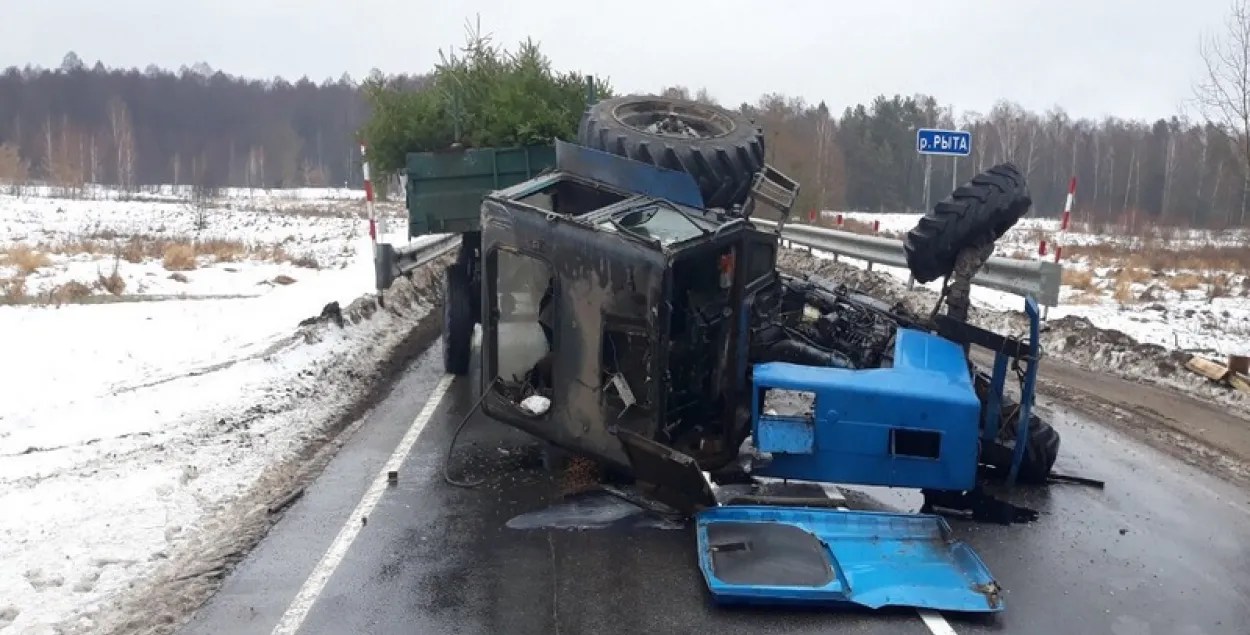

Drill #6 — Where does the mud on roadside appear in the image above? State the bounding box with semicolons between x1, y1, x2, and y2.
73;250;457;635
1040;381;1250;490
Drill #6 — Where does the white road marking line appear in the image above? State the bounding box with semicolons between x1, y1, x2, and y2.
918;609;959;635
817;483;847;503
270;373;455;635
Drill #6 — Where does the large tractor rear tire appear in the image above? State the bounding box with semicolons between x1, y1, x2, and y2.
578;95;766;210
904;163;1032;284
442;263;473;376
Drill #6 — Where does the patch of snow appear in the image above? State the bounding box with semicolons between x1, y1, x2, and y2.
5;183;365;205
0;188;452;634
0;190;428;302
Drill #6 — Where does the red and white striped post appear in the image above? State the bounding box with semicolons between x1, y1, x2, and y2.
1054;176;1075;263
360;143;379;249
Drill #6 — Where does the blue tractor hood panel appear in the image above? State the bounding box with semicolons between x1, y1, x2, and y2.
696;505;1003;613
553;139;705;208
750;328;984;491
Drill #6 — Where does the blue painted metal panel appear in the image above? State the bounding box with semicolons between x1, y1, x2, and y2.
916;128;972;157
981;354;1009;444
553;139;705;209
751;329;981;490
1007;297;1042;485
696;505;1003;612
892;328;973;379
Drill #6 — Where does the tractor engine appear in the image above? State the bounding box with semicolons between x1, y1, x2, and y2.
750;275;905;371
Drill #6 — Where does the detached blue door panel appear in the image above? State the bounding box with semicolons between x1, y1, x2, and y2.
696;506;1003;613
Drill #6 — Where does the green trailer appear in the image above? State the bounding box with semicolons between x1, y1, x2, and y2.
403;144;558;237
370;143;556;374
372;77;603;375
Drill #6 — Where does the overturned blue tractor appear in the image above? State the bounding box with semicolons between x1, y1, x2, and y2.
440;95;1060;613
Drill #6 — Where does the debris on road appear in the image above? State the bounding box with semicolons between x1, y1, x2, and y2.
267;488;306;515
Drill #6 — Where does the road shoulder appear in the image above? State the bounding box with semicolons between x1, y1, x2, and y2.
978;349;1250;489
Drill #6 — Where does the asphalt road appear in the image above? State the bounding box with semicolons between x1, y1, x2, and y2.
180;340;1250;635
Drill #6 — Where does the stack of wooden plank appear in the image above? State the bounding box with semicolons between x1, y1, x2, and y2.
1185;354;1250;394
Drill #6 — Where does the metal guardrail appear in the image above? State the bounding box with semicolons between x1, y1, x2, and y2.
756;219;1063;308
374;221;1064;309
373;235;460;295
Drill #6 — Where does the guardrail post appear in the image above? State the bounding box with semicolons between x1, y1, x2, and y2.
375;242;396;306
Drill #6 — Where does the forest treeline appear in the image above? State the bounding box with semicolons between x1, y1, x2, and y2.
1;51;1247;228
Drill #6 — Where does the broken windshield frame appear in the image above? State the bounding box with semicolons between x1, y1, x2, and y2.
599;200;713;247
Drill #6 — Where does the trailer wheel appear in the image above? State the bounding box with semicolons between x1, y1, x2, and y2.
443;263;473;376
983;413;1061;484
578;95;766;209
904;163;1033;284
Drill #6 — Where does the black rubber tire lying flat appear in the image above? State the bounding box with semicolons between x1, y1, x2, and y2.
442;263;473;376
904;163;1033;284
578;95;766;210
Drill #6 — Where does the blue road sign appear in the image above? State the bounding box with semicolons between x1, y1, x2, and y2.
916;128;971;157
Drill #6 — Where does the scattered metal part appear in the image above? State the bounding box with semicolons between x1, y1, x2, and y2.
920;489;1040;525
267;488;305;515
1047;472;1107;488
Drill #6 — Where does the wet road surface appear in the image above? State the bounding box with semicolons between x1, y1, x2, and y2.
180;340;1250;635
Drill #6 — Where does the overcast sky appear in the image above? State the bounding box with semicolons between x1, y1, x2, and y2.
0;0;1234;122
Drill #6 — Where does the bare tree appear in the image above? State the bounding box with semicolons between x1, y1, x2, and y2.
88;134;101;185
1161;118;1180;218
694;87;719;106
1194;0;1250;223
0;143;30;194
107;96;136;191
659;85;692;101
41;115;86;193
246;145;265;189
986;101;1024;164
189;152;217;230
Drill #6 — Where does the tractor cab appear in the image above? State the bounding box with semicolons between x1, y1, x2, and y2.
477;140;789;477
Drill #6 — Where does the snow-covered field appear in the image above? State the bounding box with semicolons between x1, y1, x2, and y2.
0;187;449;634
814;210;1250;359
